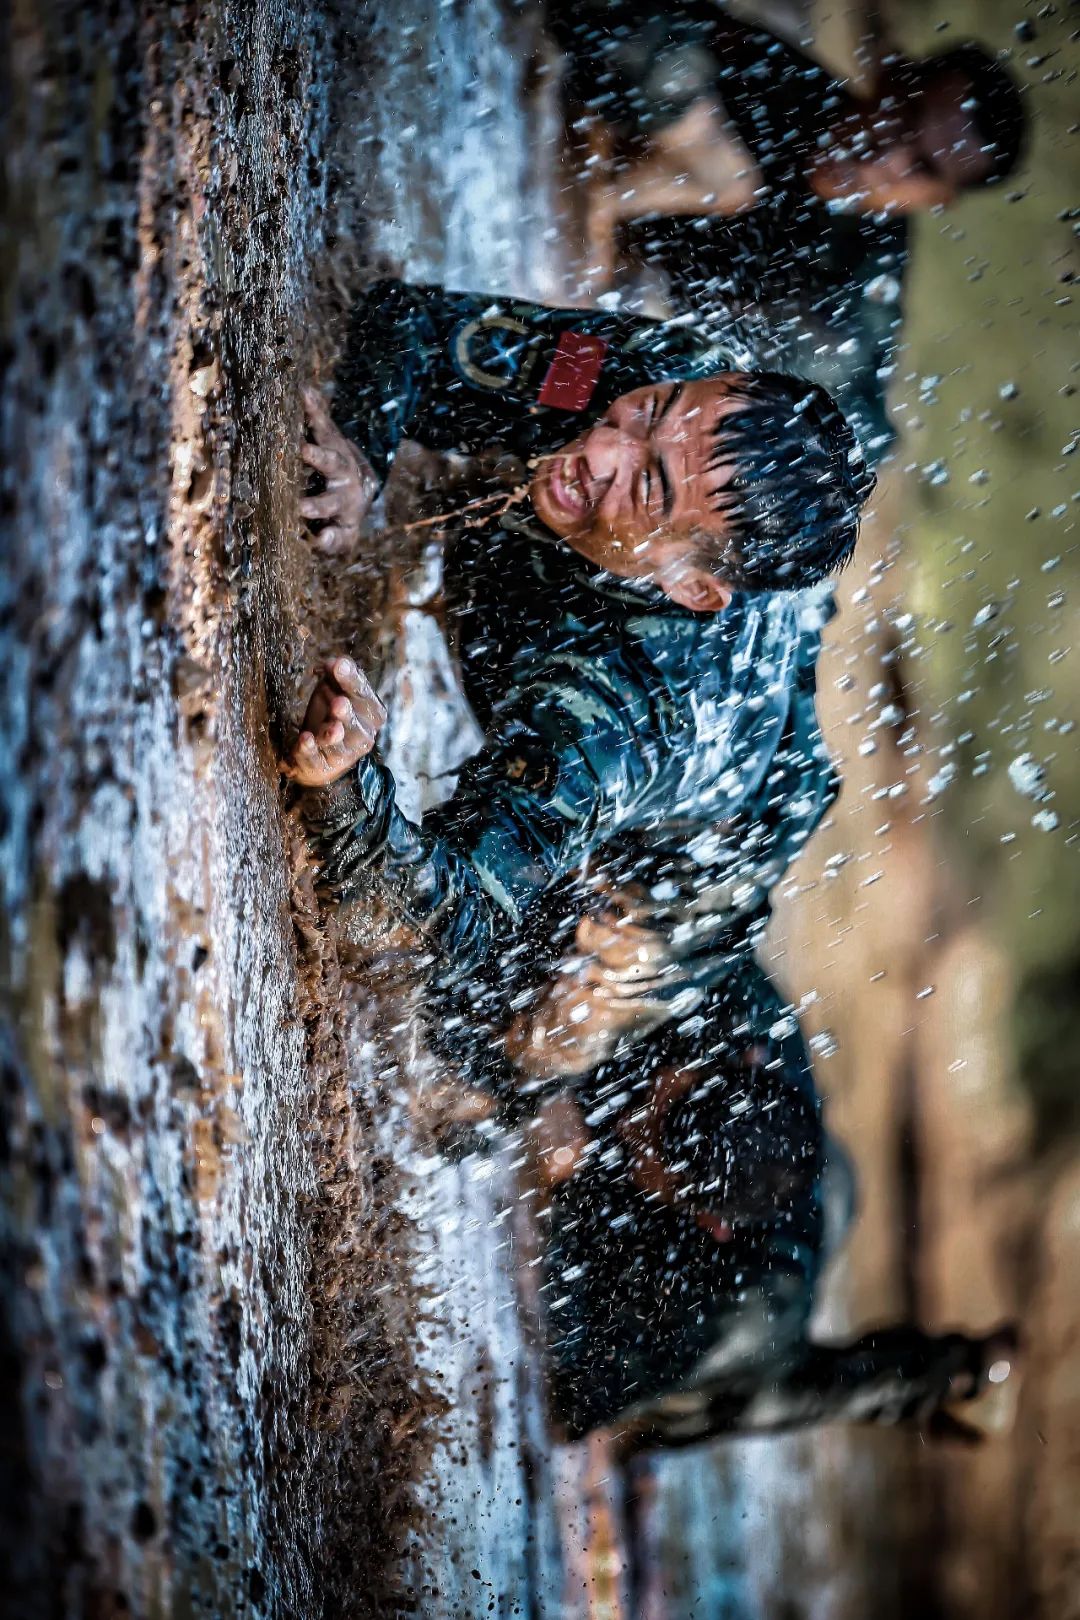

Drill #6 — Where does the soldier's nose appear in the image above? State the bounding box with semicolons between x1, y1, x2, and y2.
580;422;626;479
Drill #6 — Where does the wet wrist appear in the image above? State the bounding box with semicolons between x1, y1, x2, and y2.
302;753;383;822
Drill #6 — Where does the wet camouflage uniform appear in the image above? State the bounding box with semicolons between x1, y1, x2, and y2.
307;287;1010;1445
309;280;838;1052
543;954;825;1435
544;957;1013;1444
548;0;909;464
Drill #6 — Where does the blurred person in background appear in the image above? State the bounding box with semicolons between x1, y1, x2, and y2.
546;2;1026;462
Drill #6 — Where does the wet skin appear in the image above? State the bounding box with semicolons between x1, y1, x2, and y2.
279;657;386;789
299;380;742;608
583;49;1009;234
528;377;745;612
298;385;379;554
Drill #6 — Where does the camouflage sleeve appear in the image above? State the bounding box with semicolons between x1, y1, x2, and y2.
330;279;446;479
302;649;663;987
332;276;574;476
729;591;838;893
547;1;846;170
330;277;731;478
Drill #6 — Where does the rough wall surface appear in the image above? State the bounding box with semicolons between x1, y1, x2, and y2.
1;5;425;1615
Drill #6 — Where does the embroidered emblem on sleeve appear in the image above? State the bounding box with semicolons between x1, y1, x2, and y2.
452;314;543;392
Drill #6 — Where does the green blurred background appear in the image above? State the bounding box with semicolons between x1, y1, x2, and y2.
892;0;1078;1147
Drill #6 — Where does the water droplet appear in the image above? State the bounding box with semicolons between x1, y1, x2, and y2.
1009;753;1047;800
926;762;958;799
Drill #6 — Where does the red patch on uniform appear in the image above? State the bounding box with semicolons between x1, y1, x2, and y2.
695;1212;735;1244
537;331;608;412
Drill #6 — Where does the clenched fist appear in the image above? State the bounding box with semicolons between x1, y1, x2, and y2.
299;386;379;556
280;656;387;788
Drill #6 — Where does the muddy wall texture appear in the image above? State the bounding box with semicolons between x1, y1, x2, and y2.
1;5;428;1618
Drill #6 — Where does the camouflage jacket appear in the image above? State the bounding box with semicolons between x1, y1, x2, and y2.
543;954;826;1436
307;281;837;993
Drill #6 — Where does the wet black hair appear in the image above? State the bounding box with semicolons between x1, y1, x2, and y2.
910;43;1027;186
701;372;874;591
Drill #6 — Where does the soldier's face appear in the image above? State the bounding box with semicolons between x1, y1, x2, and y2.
811;68;995;215
529;378;747;612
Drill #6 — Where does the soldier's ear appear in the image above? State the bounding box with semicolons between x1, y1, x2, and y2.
665;568;733;614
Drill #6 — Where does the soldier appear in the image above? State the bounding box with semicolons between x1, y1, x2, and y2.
545;3;1026;460
533;962;1018;1448
282;282;1018;1447
487;13;1025;1443
281;279;868;1065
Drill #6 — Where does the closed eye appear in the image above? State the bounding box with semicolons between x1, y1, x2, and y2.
657;453;674;518
642;383;682;431
655;382;684;428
